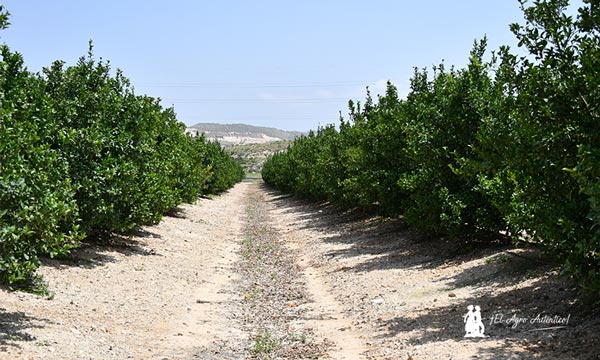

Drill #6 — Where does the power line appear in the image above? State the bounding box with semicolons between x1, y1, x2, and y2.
137;80;381;89
178;114;342;120
183;117;335;121
161;97;350;104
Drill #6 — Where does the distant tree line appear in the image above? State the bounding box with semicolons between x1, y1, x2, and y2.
263;0;600;296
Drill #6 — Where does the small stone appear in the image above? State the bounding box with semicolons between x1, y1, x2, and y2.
372;298;385;305
448;292;456;298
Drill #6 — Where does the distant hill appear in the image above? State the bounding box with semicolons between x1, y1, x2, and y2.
227;141;292;173
186;123;304;146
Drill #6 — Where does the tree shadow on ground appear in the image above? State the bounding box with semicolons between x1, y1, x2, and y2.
165;206;188;219
442;250;554;290
378;274;599;359
264;185;521;279
0;308;47;348
263;184;600;359
42;228;162;270
264;185;564;291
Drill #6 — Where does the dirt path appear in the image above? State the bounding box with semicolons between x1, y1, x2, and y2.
1;181;598;359
0;183;249;359
236;185;365;359
264;185;600;360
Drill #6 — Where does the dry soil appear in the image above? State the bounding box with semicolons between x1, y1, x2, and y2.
0;181;598;359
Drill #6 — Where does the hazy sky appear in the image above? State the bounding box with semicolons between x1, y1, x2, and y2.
2;1;528;131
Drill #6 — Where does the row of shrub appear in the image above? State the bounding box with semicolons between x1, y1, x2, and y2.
0;9;243;283
263;0;600;295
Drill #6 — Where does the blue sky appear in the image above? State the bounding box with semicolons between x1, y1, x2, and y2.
2;1;528;131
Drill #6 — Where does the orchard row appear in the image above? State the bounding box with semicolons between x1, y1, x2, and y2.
263;0;600;296
0;9;243;283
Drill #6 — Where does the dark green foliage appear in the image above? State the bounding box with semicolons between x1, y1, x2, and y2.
0;10;243;283
400;39;505;237
263;0;600;296
0;5;9;30
38;47;235;234
42;51;153;233
203;140;245;194
0;46;81;283
500;0;600;293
